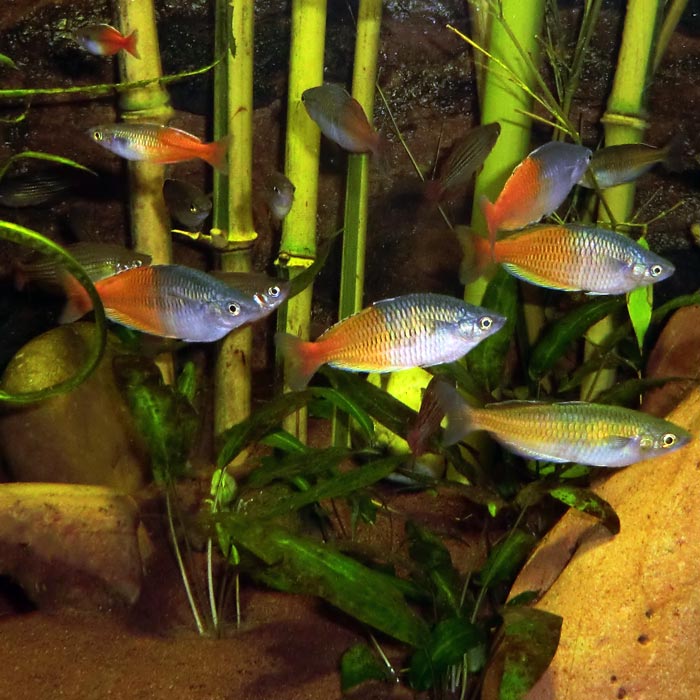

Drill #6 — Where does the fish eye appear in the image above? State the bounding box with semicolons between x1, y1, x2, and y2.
93;130;103;141
268;285;281;298
228;302;241;316
649;264;664;277
478;316;493;331
661;433;677;448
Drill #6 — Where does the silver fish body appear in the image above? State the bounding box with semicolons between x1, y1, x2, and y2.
264;172;295;221
163;179;212;230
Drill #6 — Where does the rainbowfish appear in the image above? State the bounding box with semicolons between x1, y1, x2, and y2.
480;141;591;247
163;179;212;230
457;223;675;294
301;84;380;158
15;242;152;291
579;138;683;189
87;124;230;173
74;24;140;59
264;172;295;222
60;264;270;342
276;293;505;391
424;122;501;203
0;169;90;208
435;382;691;467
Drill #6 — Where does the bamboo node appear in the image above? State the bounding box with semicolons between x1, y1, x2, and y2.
275;252;315;269
600;111;650;132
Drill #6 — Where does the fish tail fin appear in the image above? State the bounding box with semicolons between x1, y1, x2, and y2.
433;380;473;447
58;273;93;324
456;225;493;284
479;194;498;254
205;134;230;174
124;29;140;59
371;134;390;178
275;332;321;391
662;132;685;173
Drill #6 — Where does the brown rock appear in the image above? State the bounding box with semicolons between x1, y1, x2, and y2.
485;389;700;699
0;483;145;609
0;323;149;493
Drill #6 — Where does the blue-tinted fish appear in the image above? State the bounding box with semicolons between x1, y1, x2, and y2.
301;84;380;158
436;381;691;467
480;141;591;247
163;179;212;230
60;264;271;342
15;242;152;290
276;293;506;391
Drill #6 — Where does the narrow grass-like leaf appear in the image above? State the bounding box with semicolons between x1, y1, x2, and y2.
491;607;562;700
247;446;350;488
312;387;374;443
529;298;623;380
409;617;484;691
223;516;430;645
479;530;536;589
248;455;404;519
465;269;519;393
0;151;96;181
340;643;390;691
406;521;461;615
549;486;620;534
287;229;342;299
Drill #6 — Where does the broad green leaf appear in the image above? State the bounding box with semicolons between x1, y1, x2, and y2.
406;521;461;615
115;357;198;483
0;53;17;70
247;455;405;519
340;643;390;691
528;298;623;380
409;617;484;691
0;151;96;182
549;486;620;534
479;530;536;589
465;268;518;393
492;606;562;700
627;237;653;352
247;446;350;488
222;516;430;645
176;361;197;402
209;468;237;508
259;429;307;454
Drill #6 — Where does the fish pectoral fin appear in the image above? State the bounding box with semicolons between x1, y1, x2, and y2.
604;435;633;450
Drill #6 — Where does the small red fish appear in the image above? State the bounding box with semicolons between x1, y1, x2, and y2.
87;123;230;173
480;142;591;248
74;24;140;59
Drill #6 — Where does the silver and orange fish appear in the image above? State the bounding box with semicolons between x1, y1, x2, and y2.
276;293;505;391
480;141;591;246
60;264;269;342
457;223;675;294
424;122;501;203
16;242;151;291
87;123;230;173
301;84;381;158
435;382;691;467
579;137;683;190
74;24;140;59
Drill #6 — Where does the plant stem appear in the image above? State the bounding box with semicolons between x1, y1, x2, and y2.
213;0;258;457
653;0;689;75
581;0;664;400
333;0;382;447
277;0;327;443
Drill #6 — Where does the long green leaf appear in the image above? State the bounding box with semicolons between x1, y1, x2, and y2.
549;486;620;534
0;221;106;404
247;446;350;488
409;617;484;691
479;530;536;589
312;387;375;443
244;455;405;519
0;151;96;182
223;516;430;645
528;297;623;380
594;375;692;406
493;606;562;700
465;268;519;393
287;229;342;299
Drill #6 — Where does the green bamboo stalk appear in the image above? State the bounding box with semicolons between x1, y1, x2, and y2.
213;0;258;451
333;0;382;447
653;0;689;74
116;0;173;264
466;0;546;307
581;0;664;400
276;0;327;443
